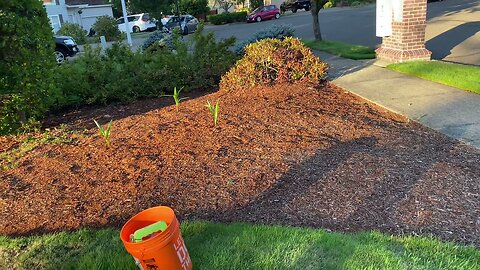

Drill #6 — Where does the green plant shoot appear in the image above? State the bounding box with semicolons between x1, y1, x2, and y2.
163;87;188;111
93;120;113;147
206;100;220;127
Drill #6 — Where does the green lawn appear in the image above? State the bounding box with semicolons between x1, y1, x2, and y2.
387;61;480;94
304;39;376;60
1;221;479;269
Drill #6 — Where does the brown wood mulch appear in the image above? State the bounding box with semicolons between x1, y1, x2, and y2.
1;83;479;246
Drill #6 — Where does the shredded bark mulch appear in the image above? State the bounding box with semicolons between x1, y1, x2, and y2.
1;83;479;246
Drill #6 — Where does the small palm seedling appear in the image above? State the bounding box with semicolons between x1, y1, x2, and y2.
93;120;113;147
163;87;188;111
205;100;220;127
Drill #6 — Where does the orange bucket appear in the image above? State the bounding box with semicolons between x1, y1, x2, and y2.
120;206;192;270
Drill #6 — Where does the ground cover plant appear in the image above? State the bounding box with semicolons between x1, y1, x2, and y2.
1;221;479;269
303;39;376;60
387;61;480;93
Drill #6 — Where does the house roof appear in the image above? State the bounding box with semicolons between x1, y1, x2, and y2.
65;0;107;5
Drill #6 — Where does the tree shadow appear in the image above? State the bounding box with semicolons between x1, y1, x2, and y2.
426;21;480;61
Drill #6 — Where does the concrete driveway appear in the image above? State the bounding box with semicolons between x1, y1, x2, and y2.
204;0;479;65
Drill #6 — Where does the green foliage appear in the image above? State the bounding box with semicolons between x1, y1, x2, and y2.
142;30;174;51
221;37;328;92
92;15;122;41
250;0;264;9
234;24;295;55
94;120;113;147
129;0;174;21
179;0;210;17
52;25;236;110
0;0;57;135
164;87;188;111
205;100;219;126
207;12;247;25
57;22;87;44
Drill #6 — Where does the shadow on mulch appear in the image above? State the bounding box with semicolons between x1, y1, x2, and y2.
1;83;479;247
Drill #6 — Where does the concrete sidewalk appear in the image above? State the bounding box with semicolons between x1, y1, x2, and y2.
314;51;480;149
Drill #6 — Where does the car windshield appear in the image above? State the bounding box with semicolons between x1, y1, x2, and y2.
252;6;263;13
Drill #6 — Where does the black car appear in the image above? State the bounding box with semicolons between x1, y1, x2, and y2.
280;0;311;13
55;36;79;64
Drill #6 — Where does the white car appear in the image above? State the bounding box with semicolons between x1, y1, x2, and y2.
116;13;157;33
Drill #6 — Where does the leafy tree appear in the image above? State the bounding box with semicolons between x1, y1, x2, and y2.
0;0;57;134
311;0;328;40
217;0;237;13
250;0;264;9
129;0;175;19
179;0;210;17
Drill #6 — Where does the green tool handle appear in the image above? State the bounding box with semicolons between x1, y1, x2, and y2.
133;221;168;243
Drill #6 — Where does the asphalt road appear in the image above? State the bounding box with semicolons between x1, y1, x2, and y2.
204;0;480;65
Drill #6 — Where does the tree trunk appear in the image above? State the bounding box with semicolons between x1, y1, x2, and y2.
311;1;322;41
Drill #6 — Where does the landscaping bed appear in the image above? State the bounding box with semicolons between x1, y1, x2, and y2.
1;82;479;247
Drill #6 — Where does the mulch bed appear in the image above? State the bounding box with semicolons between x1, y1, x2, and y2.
1;83;479;246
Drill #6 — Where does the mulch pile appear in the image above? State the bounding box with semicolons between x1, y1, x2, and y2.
1;83;479;246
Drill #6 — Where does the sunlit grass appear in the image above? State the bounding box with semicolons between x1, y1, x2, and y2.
304;39;376;60
387;61;480;93
1;221;479;269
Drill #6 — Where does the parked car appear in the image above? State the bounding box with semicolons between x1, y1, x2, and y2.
163;15;199;35
116;13;157;33
247;5;281;23
280;0;311;13
54;36;79;64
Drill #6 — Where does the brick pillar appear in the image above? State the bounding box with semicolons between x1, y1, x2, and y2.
376;0;432;63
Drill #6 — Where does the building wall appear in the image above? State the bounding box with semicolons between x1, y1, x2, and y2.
43;0;69;33
68;5;113;31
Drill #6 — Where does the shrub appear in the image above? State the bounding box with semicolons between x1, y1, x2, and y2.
220;37;328;92
207;11;247;25
234;24;295;55
179;0;210;17
142;31;174;51
52;25;236;110
0;0;57;134
92;15;122;41
57;22;87;44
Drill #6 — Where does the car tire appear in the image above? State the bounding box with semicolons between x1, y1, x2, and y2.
54;50;66;64
133;26;141;33
292;7;297;13
305;6;310;11
183;26;188;35
275;13;280;19
256;16;262;22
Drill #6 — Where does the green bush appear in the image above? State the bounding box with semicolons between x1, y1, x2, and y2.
52;25;236;110
220;37;328;92
56;22;87;44
207;12;247;25
234;24;295;55
0;0;57;134
323;1;333;8
179;0;210;17
92;15;122;41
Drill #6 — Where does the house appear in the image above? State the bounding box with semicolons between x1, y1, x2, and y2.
42;0;113;33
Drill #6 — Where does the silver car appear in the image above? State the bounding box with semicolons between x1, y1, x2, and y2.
163;15;199;35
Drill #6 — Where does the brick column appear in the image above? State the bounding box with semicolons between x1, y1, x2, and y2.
376;0;431;63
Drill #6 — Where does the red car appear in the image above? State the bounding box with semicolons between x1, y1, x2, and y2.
247;5;281;23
